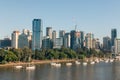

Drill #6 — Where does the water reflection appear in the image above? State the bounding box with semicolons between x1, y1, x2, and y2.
26;69;35;80
0;62;120;80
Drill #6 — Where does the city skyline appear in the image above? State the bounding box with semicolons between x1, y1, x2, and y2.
0;0;120;40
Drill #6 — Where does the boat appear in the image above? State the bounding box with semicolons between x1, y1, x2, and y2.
15;65;23;69
26;62;36;70
75;61;81;64
50;62;56;66
109;59;114;62
66;62;72;66
26;65;35;70
50;62;61;67
83;62;87;66
95;59;100;63
90;61;95;64
105;59;109;63
55;63;61;67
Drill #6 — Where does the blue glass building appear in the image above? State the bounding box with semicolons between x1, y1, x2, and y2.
111;29;117;46
32;19;43;50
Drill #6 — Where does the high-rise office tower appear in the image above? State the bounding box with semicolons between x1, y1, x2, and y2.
46;27;52;39
111;29;117;46
11;31;20;49
32;19;43;50
85;33;94;49
103;36;111;51
59;30;65;38
92;38;100;49
18;29;32;49
52;30;56;39
52;30;57;47
63;33;71;48
80;31;84;48
70;30;81;50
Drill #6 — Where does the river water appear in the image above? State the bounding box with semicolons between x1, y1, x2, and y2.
0;61;120;80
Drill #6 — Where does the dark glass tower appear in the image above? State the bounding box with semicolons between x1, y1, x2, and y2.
32;19;43;50
111;29;117;46
70;30;81;50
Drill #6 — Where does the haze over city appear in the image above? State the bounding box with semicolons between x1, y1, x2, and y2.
0;0;120;40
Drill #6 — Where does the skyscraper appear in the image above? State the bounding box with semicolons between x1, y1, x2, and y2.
63;33;71;48
46;27;52;39
11;31;20;49
85;33;94;49
70;30;81;50
18;29;32;49
111;29;117;46
52;30;57;47
59;30;65;38
80;31;84;48
103;36;111;51
32;19;43;50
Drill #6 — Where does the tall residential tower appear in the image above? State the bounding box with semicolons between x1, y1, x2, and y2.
46;27;52;39
11;31;20;49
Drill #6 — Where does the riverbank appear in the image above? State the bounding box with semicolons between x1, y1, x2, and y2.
0;59;76;67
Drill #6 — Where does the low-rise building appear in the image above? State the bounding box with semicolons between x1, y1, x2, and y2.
0;38;11;48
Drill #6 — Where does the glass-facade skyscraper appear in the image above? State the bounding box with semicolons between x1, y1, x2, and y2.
32;19;43;50
111;29;117;46
70;30;81;50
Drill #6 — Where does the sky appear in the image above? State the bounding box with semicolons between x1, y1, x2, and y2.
0;0;120;41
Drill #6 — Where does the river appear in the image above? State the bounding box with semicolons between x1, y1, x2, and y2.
0;61;120;80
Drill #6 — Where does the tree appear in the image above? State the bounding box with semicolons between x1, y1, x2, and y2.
10;48;23;61
0;49;6;62
98;51;104;58
4;51;18;62
22;47;32;62
59;52;67;59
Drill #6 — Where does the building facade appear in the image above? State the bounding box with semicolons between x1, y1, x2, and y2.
80;31;84;48
115;39;120;55
46;27;52;39
63;33;71;48
32;19;43;50
70;30;81;50
111;29;117;47
11;31;20;49
0;38;11;48
18;29;32;49
85;33;94;49
103;36;111;51
42;36;53;49
52;30;57;47
59;30;65;38
53;37;63;49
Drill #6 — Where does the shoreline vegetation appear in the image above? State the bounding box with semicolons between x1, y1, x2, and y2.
0;47;112;67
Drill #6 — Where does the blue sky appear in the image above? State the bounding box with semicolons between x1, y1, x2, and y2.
0;0;120;41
